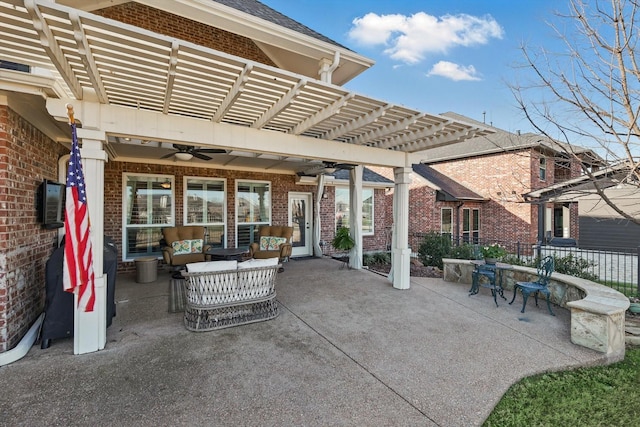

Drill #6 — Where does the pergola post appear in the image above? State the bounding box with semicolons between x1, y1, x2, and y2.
349;165;363;269
73;127;108;355
390;167;411;289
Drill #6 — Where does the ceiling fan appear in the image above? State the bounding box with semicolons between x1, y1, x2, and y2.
160;143;226;161
298;161;356;176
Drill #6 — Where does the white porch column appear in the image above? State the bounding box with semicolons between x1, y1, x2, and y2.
74;128;108;355
390;167;411;290
313;174;325;257
349;165;363;269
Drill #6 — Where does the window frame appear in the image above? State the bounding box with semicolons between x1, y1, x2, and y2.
183;176;227;248
539;156;547;181
441;207;453;236
462;208;480;244
235;179;271;248
122;173;174;260
334;186;375;236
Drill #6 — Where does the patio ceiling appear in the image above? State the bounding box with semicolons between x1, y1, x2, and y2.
0;0;494;172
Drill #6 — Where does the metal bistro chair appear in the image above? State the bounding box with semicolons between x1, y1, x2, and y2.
469;246;505;307
509;255;555;316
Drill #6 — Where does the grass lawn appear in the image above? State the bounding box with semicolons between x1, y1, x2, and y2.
484;348;640;426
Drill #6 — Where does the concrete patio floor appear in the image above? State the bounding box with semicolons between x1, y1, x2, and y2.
0;257;608;426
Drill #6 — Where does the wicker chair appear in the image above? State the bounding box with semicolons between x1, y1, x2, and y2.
248;225;293;267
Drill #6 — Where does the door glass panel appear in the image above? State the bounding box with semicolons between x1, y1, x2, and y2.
290;196;307;248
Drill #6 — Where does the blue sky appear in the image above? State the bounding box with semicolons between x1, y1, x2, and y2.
261;0;565;134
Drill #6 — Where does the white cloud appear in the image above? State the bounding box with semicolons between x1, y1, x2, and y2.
427;61;482;81
348;12;503;64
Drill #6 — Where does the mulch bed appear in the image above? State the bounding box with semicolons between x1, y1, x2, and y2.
365;262;443;278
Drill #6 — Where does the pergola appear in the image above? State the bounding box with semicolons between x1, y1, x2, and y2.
0;0;493;354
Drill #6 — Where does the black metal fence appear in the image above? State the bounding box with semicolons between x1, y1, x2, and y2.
410;232;639;297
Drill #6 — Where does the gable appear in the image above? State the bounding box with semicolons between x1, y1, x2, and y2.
94;2;276;66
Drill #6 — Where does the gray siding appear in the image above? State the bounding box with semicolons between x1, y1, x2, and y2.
578;216;640;250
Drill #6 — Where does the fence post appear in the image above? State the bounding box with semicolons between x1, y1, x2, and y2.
516;241;521;259
536;242;542;260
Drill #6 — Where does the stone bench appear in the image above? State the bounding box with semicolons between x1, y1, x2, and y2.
443;258;630;361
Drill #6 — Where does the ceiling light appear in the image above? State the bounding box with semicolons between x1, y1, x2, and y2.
323;167;336;174
160;180;171;189
174;152;193;161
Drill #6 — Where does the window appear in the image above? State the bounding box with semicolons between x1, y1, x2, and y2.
462;208;479;244
236;181;270;248
441;208;453;236
184;177;226;248
123;174;173;259
539;156;547;181
335;187;374;235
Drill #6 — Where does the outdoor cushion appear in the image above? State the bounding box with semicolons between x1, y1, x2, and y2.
237;257;278;269
259;236;287;251
187;260;237;272
172;239;203;256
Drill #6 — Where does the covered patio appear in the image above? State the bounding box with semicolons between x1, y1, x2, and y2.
1;259;606;426
0;0;497;354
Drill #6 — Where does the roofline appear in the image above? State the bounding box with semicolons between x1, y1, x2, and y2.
59;0;375;84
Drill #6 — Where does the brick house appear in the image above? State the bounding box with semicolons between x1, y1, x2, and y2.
0;1;490;356
376;112;601;253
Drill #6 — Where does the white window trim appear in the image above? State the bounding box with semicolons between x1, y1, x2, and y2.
122;173;174;261
334;186;375;236
183;176;227;225
235;179;271;247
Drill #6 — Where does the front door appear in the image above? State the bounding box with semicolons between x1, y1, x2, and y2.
288;192;313;257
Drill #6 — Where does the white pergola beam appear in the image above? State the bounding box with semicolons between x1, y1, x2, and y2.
69;11;108;103
162;41;179;114
212;63;252;122
373;120;452;150
352;112;423;146
323;104;389;141
47;98;410;168
291;92;354;135
24;0;83;99
251;78;306;129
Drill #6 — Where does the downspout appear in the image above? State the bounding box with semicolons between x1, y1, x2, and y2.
318;51;340;83
454;201;463;246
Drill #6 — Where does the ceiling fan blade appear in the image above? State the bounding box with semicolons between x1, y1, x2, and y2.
193;152;212;161
160;152;176;159
197;148;227;154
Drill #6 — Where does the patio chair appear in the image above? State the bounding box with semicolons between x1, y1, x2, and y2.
161;226;211;275
248;225;293;270
469;245;504;307
509;255;555;316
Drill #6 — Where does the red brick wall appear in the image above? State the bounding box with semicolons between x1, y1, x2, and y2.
431;151;539;244
94;3;276;66
0;106;66;352
105;162;389;271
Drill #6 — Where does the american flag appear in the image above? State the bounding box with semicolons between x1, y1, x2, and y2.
63;121;96;312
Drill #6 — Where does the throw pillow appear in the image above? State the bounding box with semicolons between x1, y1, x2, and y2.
190;239;203;253
259;236;287;251
172;239;191;255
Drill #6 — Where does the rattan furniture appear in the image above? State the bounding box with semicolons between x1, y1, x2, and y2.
182;259;279;331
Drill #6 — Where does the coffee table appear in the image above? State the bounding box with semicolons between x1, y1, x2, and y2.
206;247;249;261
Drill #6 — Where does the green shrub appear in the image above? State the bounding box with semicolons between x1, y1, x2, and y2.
552;254;598;281
418;232;451;269
363;252;391;266
449;243;476;260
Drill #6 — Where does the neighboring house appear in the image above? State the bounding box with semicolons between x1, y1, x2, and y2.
375;112;602;251
525;163;640;250
0;1;490;354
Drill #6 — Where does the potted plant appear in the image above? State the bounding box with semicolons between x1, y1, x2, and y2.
332;226;355;266
481;243;506;264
